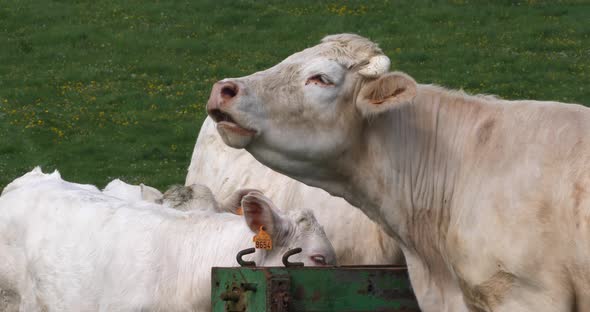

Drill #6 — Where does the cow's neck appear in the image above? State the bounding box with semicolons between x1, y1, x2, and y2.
343;85;497;262
156;215;285;299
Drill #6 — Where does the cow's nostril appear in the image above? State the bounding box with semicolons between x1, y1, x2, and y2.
221;84;238;99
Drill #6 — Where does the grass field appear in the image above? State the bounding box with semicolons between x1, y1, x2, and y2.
1;0;588;190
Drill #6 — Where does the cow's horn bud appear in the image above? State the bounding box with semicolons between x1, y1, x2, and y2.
358;55;390;78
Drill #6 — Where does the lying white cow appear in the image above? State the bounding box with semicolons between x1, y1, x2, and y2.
0;168;336;311
187;116;403;265
205;33;590;311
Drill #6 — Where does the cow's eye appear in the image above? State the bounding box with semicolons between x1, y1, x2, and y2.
310;254;327;265
305;74;333;87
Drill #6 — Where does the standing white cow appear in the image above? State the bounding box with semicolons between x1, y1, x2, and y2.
0;168;336;311
205;33;590;312
186;116;403;265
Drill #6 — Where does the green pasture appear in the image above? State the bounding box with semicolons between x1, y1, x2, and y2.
0;0;588;190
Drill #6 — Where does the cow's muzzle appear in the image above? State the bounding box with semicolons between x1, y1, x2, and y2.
207;80;256;148
207;80;239;114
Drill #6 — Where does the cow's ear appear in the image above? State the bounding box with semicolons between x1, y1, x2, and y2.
140;184;163;203
242;191;291;239
356;72;417;117
220;188;259;214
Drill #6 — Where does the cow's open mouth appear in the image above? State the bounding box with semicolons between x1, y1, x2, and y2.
209;109;256;136
209;108;235;124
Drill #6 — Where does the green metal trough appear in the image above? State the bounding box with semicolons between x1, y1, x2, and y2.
211;248;420;312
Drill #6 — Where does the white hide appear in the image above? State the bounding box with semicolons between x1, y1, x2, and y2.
186;117;403;265
2;167;100;196
0;168;336;311
102;178;163;203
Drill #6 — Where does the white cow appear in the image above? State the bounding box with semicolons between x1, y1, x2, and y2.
0;168;336;311
205;33;590;311
186;116;403;265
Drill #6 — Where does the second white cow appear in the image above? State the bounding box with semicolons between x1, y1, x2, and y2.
186;116;403;265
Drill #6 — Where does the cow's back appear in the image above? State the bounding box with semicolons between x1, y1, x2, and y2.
0;183;175;310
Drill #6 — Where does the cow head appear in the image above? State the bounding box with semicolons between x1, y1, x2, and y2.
206;34;416;183
240;190;336;266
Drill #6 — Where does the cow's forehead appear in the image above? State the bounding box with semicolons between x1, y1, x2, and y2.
286;209;322;233
278;43;338;66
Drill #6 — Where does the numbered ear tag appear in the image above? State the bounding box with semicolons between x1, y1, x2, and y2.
235;206;243;215
253;225;272;250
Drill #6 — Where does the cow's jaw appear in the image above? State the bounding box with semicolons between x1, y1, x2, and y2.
209;109;257;148
216;121;256;148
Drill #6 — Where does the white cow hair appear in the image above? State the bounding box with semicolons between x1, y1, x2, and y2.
2;166;100;196
140;183;163;203
102;178;163;203
1;166;60;196
320;33;390;78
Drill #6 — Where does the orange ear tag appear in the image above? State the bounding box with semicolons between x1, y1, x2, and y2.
252;225;272;250
235;206;243;215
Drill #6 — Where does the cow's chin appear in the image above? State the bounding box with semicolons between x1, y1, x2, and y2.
216;121;256;149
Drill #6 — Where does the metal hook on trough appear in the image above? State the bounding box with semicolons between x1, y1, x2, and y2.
236;248;256;267
282;247;304;267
